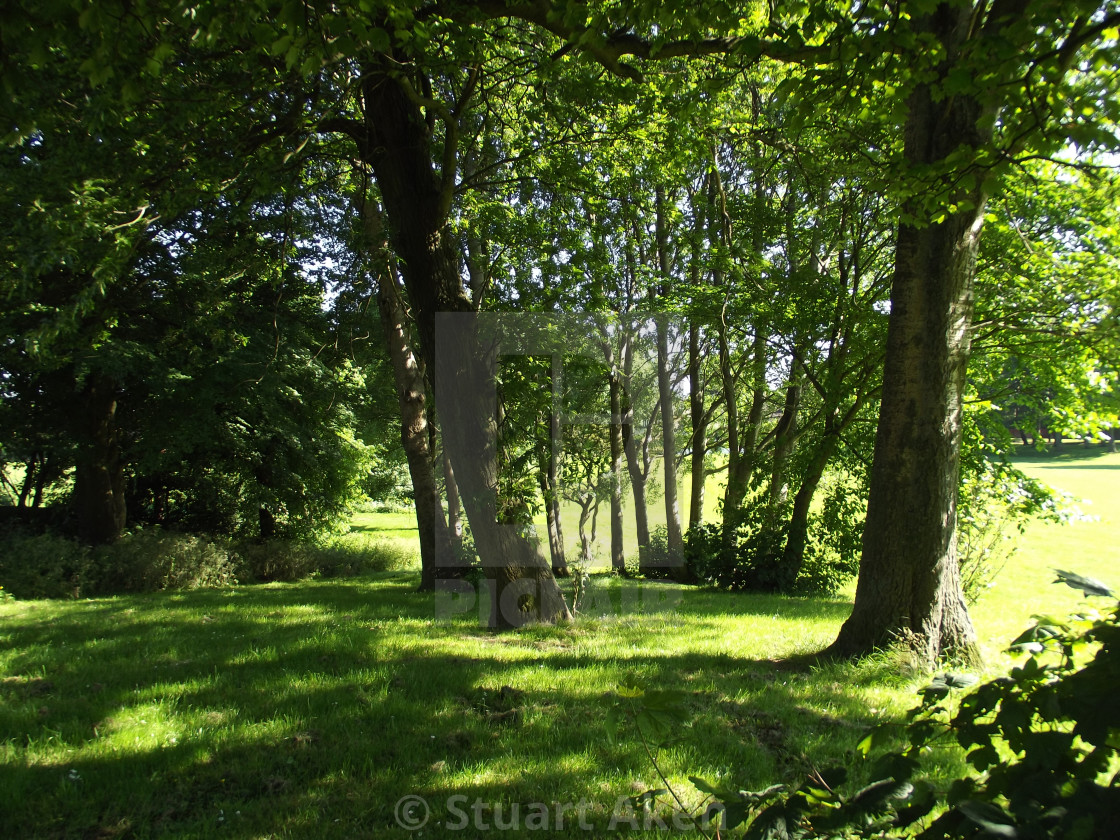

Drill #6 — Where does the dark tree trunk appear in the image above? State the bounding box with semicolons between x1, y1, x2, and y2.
782;434;837;580
721;331;766;554
608;369;626;575
540;470;568;577
358;60;569;627
259;506;276;540
653;189;685;579
74;373;126;545
17;454;37;509
536;369;568;577
375;258;450;593
688;322;709;529
825;1;1027;665
443;447;463;551
768;370;802;511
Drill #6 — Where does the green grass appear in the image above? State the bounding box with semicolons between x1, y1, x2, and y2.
1;449;1116;838
969;446;1120;658
0;577;922;838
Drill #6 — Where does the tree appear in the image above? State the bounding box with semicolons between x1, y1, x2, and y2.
827;0;1120;664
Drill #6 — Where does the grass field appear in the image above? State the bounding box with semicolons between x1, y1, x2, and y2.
1;448;1116;838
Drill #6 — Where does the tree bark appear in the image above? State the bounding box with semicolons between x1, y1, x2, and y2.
74;372;126;545
768;368;802;511
825;1;1027;665
443;447;463;551
653;187;686;579
375;258;450;592
721;330;766;553
688;321;709;529
536;361;568;577
608;367;626;574
358;60;569;626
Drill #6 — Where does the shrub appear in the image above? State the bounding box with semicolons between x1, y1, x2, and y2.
97;528;241;591
0;531;94;599
685;506;858;596
236;534;416;582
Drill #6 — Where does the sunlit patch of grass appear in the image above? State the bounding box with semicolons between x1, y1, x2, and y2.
2;454;1116;837
0;574;910;838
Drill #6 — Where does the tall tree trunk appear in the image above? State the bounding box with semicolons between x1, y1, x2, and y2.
539;467;568;577
721;330;766;554
536;359;568;577
768;366;802;511
443;447;463;551
620;254;653;568
825;1;1024;665
375;256;450;592
608;367;626;575
622;387;652;567
653;187;686;579
17;455;36;509
782;432;837;580
358;63;569;627
688;321;709;529
74;373;126;545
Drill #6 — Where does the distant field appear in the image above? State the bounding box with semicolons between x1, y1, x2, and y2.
344;446;1120;662
970;445;1120;656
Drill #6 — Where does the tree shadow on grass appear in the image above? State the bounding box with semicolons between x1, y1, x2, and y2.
0;579;897;839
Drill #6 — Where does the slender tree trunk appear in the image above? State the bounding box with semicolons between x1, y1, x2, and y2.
782;433;838;579
17;455;36;509
577;500;594;563
826;1;1023;664
653;187;686;579
688;322;709;529
620;311;653;570
623;414;652;566
375;257;449;592
768;367;802;511
540;470;568;577
74;373;126;545
31;455;53;509
443;447;463;550
608;368;626;574
721;331;766;554
358;61;569;627
536;372;568;577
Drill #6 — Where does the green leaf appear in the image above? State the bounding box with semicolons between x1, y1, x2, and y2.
957;800;1019;837
1053;569;1113;598
856;724;889;758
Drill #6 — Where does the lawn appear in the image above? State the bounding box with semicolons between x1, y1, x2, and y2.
1;448;1116;838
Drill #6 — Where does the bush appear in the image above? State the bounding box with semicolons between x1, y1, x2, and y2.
685;504;859;596
97;528;241;592
236;534;415;582
0;531;95;599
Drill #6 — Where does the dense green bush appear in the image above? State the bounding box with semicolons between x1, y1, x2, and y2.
0;527;415;598
685;505;859;596
99;528;241;591
0;531;95;599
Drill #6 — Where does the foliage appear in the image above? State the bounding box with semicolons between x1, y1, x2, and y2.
0;525;411;598
0;531;96;599
97;529;241;592
687;488;861;596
